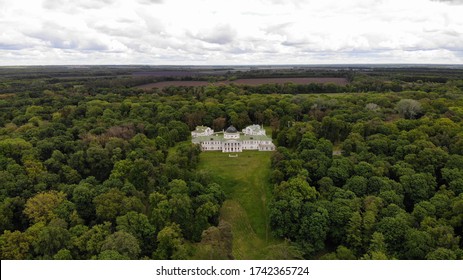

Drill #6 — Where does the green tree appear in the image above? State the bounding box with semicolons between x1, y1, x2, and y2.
412;201;436;224
403;229;433;259
342;133;368;156
343;176;368;197
116;211;155;255
53;249;73;260
93;189;142;222
86;145;112;181
0;230;31;259
101;231;141;260
326;196;357;244
197;221;233;260
363;232;389;260
271;177;319;238
426;248;457;260
0;197;26;233
400;173;436;208
97;250;130;260
153;223;188;260
27;219;70;259
321;245;357;260
297;205;329;254
320;116;350;143
377;215;411;257
396;99;422;119
23;191;67;224
346;211;363;254
327;158;353;186
0;138;33;162
73;222;112;258
72;183;96;223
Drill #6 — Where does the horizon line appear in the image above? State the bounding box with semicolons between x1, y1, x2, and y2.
1;63;463;67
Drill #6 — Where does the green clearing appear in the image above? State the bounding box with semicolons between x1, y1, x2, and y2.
196;151;287;259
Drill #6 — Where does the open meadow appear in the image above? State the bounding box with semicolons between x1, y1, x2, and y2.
196;151;293;259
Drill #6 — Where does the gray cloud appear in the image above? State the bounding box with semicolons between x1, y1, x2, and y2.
263;22;293;36
281;40;309;47
260;0;306;5
190;25;237;45
27;22;108;51
91;23;141;38
2;0;463;65
432;0;463;4
138;0;163;4
89;16;147;39
0;42;29;50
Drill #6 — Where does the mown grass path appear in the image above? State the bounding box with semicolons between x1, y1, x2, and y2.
197;151;280;259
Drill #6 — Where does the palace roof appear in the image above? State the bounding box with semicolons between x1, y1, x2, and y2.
225;125;238;133
191;133;272;144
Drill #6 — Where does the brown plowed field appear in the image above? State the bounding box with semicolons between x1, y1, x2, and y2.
137;77;348;90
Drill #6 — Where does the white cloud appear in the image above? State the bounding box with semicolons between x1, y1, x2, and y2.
42;0;117;12
0;0;462;65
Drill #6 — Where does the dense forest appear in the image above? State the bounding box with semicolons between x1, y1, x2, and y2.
1;66;463;260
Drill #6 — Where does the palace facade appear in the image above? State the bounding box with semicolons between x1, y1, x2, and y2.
191;125;275;152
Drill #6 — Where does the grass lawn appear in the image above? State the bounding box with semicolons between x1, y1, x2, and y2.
197;151;284;259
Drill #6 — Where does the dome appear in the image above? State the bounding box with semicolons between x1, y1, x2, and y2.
225;125;238;133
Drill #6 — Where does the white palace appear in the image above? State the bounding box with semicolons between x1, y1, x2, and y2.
191;124;276;152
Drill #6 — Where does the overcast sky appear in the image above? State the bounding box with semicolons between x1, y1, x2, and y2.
1;0;463;65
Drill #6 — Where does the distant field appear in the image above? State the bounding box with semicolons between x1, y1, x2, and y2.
138;81;211;89
0;93;15;99
196;151;290;259
137;77;348;89
231;77;348;86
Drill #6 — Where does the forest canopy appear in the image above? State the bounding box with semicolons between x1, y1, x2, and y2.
1;66;463;260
